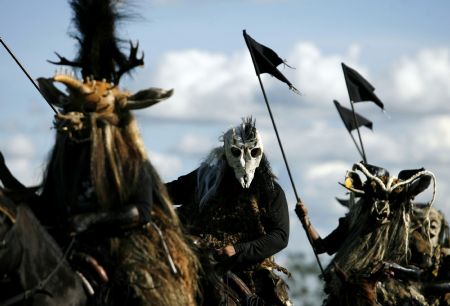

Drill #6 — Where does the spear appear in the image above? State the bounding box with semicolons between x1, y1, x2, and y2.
243;30;324;275
341;63;385;163
0;37;58;114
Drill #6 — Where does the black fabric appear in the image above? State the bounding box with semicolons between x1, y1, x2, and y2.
166;166;289;266
333;100;373;132
315;216;349;255
341;62;384;109
243;30;297;92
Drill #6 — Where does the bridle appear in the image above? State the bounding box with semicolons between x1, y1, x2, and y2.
0;205;76;306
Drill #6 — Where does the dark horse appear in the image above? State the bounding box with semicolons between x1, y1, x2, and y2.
195;245;265;306
0;188;87;306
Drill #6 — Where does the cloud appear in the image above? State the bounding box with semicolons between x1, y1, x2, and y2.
148;150;183;180
175;133;217;156
287;42;367;106
4;134;35;158
0;134;41;186
143;49;263;122
389;48;450;113
409;115;450;163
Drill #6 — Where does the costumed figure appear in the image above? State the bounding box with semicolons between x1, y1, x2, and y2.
166;117;292;306
295;162;436;306
7;0;200;304
379;206;450;306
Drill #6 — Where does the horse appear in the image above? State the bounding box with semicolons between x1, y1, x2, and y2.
182;235;269;305
323;162;436;306
193;244;266;306
323;262;392;306
0;188;88;306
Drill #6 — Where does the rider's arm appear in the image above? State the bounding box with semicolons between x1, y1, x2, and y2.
70;165;154;234
295;200;349;255
165;169;198;206
233;183;289;265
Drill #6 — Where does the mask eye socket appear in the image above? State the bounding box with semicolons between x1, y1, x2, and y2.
250;148;262;158
430;220;440;235
231;147;242;157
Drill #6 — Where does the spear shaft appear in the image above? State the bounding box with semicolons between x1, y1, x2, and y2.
0;37;58;114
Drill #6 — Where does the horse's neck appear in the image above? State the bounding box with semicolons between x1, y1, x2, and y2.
15;206;70;291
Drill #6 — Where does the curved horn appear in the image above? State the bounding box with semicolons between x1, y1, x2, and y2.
54;74;91;94
353;162;388;192
338;182;365;195
125;88;174;110
390;170;436;206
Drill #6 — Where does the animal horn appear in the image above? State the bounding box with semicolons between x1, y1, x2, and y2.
353;162;388;191
125;88;174;110
54;74;90;94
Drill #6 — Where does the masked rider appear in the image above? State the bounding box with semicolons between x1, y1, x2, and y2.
166;117;291;305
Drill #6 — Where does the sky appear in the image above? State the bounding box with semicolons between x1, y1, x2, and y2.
1;0;450;297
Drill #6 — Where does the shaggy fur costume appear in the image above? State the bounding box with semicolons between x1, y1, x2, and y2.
33;0;201;304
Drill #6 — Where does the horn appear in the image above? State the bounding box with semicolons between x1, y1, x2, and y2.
353;162;388;192
125;88;174;110
54;74;91;94
338;182;365;195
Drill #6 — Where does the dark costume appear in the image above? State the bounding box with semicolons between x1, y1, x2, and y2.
0;0;201;305
167;165;289;267
167;118;291;305
306;162;437;306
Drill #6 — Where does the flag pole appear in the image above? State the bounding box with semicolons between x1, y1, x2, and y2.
0;37;58;114
244;32;325;275
333;100;366;161
346;125;365;161
341;63;368;163
349;100;367;163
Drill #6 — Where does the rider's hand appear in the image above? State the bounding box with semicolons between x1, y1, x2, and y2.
216;245;236;258
295;200;308;219
69;213;96;235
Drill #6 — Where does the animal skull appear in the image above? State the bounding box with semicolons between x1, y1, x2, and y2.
223;123;263;189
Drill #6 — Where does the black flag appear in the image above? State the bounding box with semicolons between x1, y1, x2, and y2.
334;100;373;132
243;30;299;93
341;63;384;109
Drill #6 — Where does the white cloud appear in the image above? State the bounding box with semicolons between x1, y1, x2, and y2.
5;158;39;186
5;134;35;158
148;150;183;180
287;42;367;106
176;134;216;155
144;49;262;122
410;115;450;163
304;161;349;181
389;48;450;112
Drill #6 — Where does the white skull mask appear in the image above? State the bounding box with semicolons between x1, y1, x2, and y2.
427;208;444;249
223;121;263;188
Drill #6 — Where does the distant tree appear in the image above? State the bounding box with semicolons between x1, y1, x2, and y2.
285;252;328;306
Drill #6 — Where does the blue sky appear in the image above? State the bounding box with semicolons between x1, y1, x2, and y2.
2;0;450;298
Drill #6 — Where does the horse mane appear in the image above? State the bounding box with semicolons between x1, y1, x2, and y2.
15;204;65;261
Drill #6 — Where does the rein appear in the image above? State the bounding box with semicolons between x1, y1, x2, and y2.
0;237;76;306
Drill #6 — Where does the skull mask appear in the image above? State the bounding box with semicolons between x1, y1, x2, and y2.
223;119;263;188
